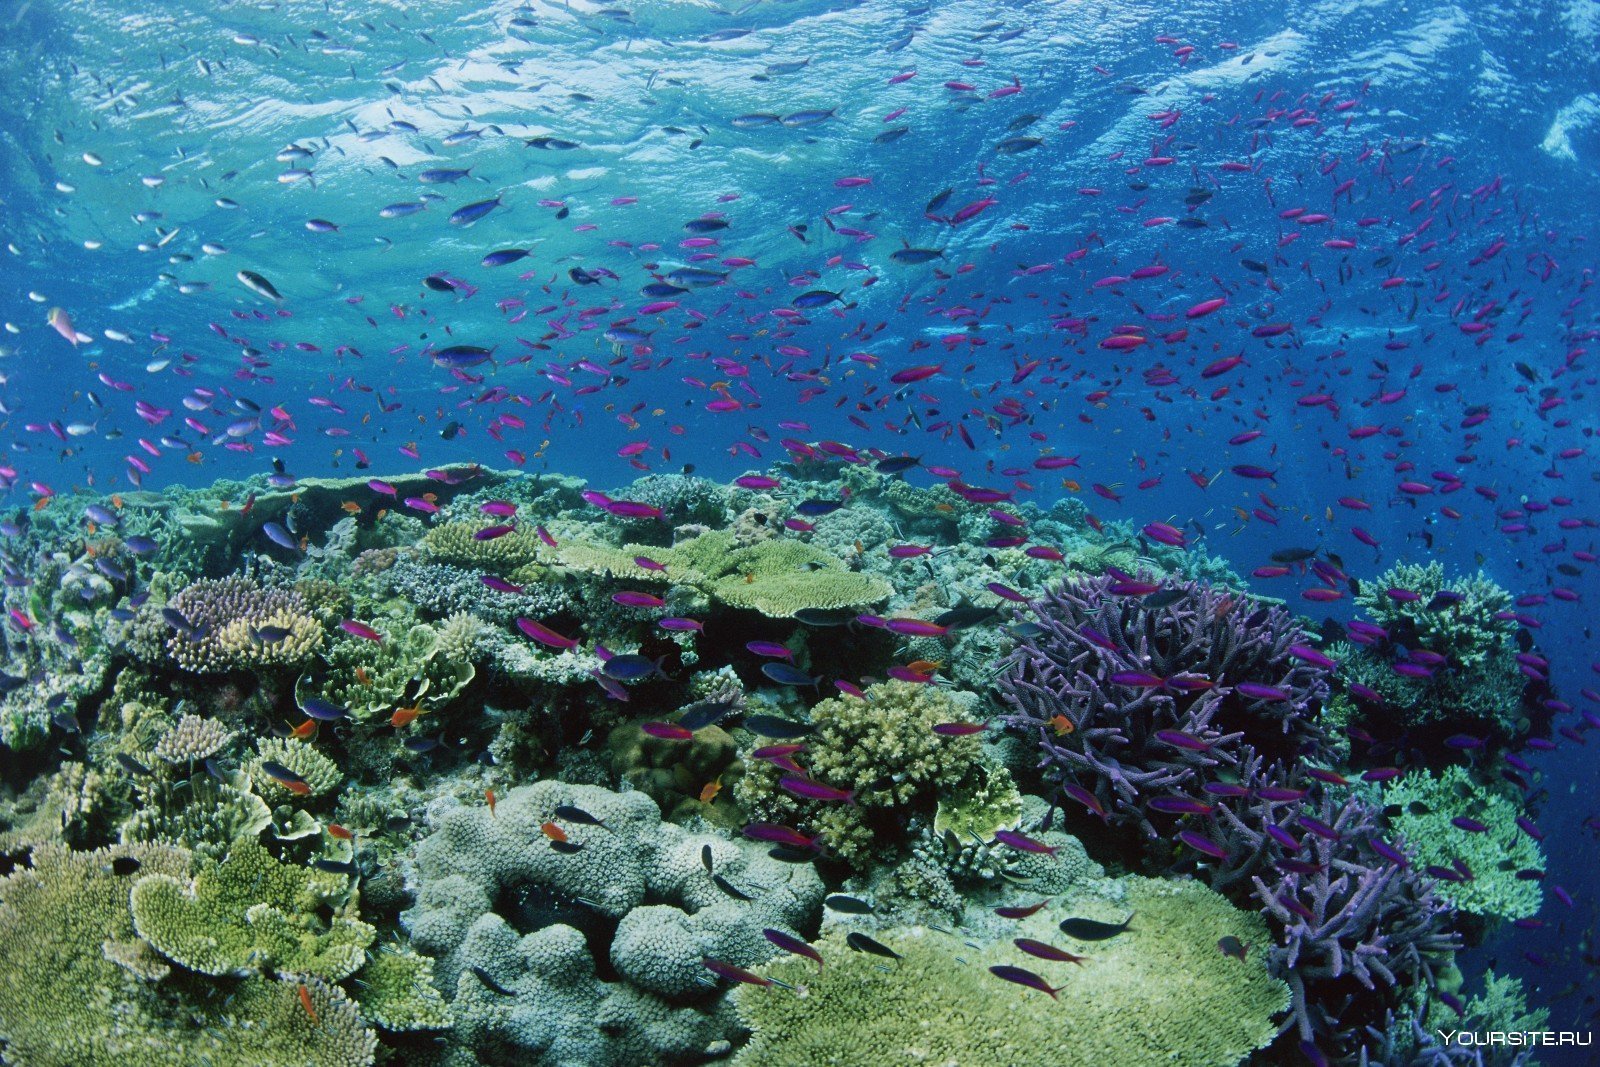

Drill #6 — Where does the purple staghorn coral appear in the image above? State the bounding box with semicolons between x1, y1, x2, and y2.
1249;791;1460;1050
996;573;1332;838
998;574;1461;1063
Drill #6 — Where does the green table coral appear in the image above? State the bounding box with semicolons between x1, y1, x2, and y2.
734;877;1288;1067
1384;766;1544;920
735;680;984;862
0;842;375;1066
131;838;375;980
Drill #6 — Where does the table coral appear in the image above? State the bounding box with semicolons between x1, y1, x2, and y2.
130;838;374;980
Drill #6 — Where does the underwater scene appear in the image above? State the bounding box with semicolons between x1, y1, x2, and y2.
0;0;1597;1064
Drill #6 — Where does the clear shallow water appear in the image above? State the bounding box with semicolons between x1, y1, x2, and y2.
0;0;1598;1064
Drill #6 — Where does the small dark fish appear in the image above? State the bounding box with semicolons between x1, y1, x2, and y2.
471;966;518;997
402;737;441;753
422;274;456;293
933;604;998;630
761;663;821;687
1058;914;1134;941
712;873;753;901
825;893;873;914
602;654;662;681
1141;588;1187;609
744;716;815;742
312;858;356;875
795;498;843;516
1217;936;1248;961
846;931;901;959
792;608;854;626
550;840;584;854
51;711;80;734
701;844;714;872
116;753;153;776
251;625;292;644
448;196;502;226
1270;547;1318;564
553;804;607;827
110;856;142;876
678;700;735;731
875;454;923;473
161;607;197;634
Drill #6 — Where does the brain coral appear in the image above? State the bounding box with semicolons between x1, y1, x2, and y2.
734;877;1289;1067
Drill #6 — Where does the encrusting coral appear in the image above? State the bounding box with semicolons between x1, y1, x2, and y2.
734;876;1289;1067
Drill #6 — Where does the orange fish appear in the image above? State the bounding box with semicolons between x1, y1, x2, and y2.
297;983;319;1026
390;705;420;729
355;667;371;686
486;789;497;817
540;821;568;843
699;776;722;804
1062;479;1081;492
340;501;363;515
110;495;123;509
32;498;49;512
933;502;955;513
326;823;354;841
273;776;312;797
186;452;203;464
905;659;944;674
240;493;256;517
1049;714;1075;737
290;719;319;741
421;492;438;503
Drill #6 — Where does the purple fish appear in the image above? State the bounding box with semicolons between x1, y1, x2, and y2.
746;641;793;659
1112;670;1166;688
1296;816;1340;841
1148;796;1215;816
1178;830;1228;859
1288;644;1337;670
987;964;1063;999
1370;838;1410;868
742;822;818;850
992;830;1056;855
1155;729;1212;752
779;775;854;804
475;525;515;541
1450;817;1487;834
1061;782;1108;821
762;928;823;971
1234;682;1289;701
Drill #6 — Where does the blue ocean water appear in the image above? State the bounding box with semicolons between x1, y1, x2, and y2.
0;1;1597;1064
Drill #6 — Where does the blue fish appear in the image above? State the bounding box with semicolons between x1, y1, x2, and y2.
448;196;502;226
761;663;820;687
262;522;299;552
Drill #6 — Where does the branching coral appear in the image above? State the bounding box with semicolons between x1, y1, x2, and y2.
1355;562;1513;671
997;573;1331;839
1384;767;1544;920
420;521;544;571
165;576;325;673
734;680;983;862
